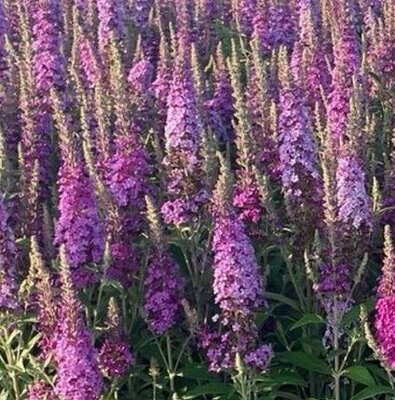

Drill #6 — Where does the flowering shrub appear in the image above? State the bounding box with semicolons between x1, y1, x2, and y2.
0;0;394;399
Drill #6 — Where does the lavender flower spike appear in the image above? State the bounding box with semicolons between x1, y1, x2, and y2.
375;226;395;368
0;195;19;311
335;147;372;236
55;158;105;288
212;158;263;324
54;247;103;400
278;48;323;231
144;197;183;335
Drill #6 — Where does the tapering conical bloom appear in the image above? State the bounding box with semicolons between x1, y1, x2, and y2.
161;34;206;225
55;158;105;288
212;204;263;322
327;2;362;145
97;0;125;50
32;0;65;94
199;160;272;373
278;51;323;230
30;0;65;196
212;159;263;324
106;135;151;213
28;381;56;400
127;58;155;135
247;43;281;182
0;1;8;82
375;227;395;368
54;249;103;399
79;36;101;90
144;250;183;335
269;0;296;50
332;1;362;79
0;195;19;311
204;50;234;143
251;0;271;56
291;0;331;109
30;237;57;360
144;197;183;335
153;34;172;124
164;41;202;169
233;168;262;223
128;59;154;94
335;148;372;235
98;299;134;378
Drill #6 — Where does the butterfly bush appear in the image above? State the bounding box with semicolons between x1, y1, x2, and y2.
55;159;105;288
0;0;394;398
375;227;395;368
54;250;102;400
0;196;19;311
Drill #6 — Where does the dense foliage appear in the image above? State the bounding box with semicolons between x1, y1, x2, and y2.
0;0;394;399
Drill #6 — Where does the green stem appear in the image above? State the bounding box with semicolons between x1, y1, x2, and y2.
333;299;341;400
166;334;175;393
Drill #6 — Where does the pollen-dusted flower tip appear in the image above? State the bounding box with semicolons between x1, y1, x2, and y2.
0;195;19;311
54;249;103;400
55;159;105;288
335;149;372;235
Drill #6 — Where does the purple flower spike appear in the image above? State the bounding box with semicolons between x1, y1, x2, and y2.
164;44;202;169
335;149;372;235
97;0;125;49
55;159;105;288
279;66;323;230
144;251;183;335
376;228;395;368
212;196;263;323
0;196;19;311
54;251;103;400
28;381;56;400
99;338;134;378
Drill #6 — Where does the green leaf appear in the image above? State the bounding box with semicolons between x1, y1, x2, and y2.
266;292;300;311
179;363;220;382
351;385;394;400
290;314;324;331
343;366;376;386
256;370;307;387
183;382;234;399
343;298;375;325
277;352;331;375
